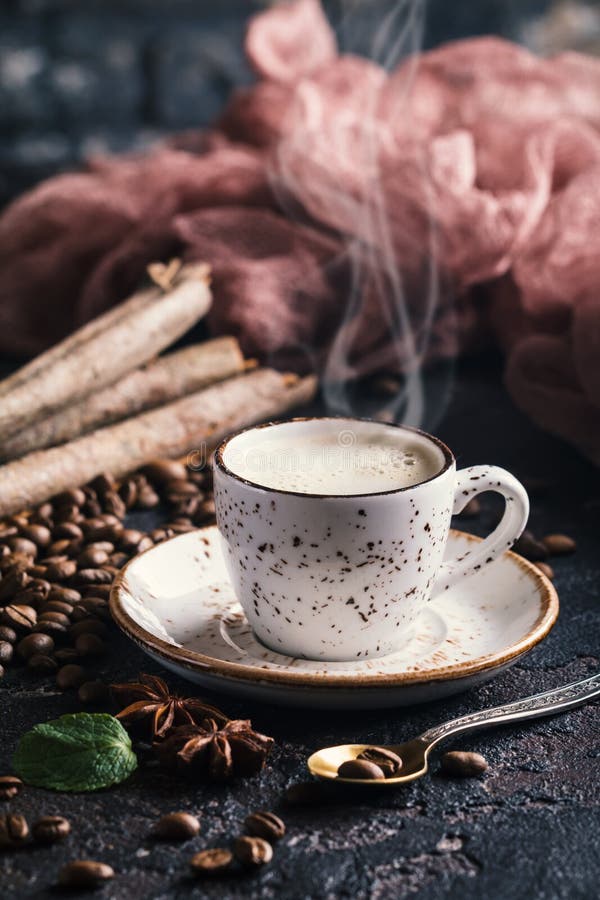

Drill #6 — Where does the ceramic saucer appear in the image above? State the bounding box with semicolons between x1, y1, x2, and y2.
110;527;559;709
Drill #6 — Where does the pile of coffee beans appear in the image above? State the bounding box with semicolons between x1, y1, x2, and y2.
0;460;216;684
0;812;70;849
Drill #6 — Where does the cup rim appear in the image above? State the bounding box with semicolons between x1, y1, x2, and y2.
213;416;454;499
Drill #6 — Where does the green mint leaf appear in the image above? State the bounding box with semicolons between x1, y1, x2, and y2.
13;713;138;792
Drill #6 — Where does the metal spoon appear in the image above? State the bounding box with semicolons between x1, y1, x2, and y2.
307;672;600;786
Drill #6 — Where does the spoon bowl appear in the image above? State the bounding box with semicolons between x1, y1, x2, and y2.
308;739;431;785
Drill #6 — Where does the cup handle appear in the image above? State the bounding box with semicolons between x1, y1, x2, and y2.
432;465;530;595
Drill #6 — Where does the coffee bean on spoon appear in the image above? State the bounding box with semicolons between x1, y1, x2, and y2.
440;751;488;777
541;533;576;556
357;746;403;777
337;759;385;780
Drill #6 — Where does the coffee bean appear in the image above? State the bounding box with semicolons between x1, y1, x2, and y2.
54;648;80;664
135;485;160;509
78;680;110;705
53;503;81;524
72;568;113;586
337;759;385;780
440;751;488;777
56;664;87;690
53;523;84;542
0;642;13;664
33;620;68;637
19;525;52;548
542;533;576;556
141;460;188;484
118;529;145;553
195;499;216;522
0;664;4;678
69;618;109;639
119;479;138;509
0;626;17;644
17;632;55;660
76;548;109;568
32;815;71;843
1;605;37;631
167;520;196;534
39;611;71;628
8;537;38;558
0;568;31;601
0;813;29;847
35;501;54;520
44;600;74;616
164;479;200;499
102;492;126;520
357;747;403;777
0;525;18;541
45;560;77;581
150;527;175;544
232;835;273;867
75;633;105;658
89;473;117;496
244;810;286;841
28;654;59;674
58;860;114;888
86;541;115;554
190;848;233;875
109;552;129;568
152;812;201;841
82;584;111;600
0;776;22;801
81;518;123;542
535;561;555;580
54;488;86;508
512;530;548;561
48;586;81;605
82;499;103;518
76;597;109;617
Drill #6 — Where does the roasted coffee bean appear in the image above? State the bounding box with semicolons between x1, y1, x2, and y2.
76;597;108;616
109;552;129;568
118;529;145;553
53;522;84;542
440;751;488;777
33;621;68;637
141;459;188;484
190;848;233;875
48;586;81;605
232;835;273;868
0;568;31;601
0;775;22;801
71;568;113;586
357;747;403;777
0;525;18;541
78;680;110;705
89;473;117;496
47;538;73;555
32;815;70;843
7;515;29;529
150;527;175;544
535;561;555;579
19;525;52;548
337;759;385;780
44;600;74;616
0;664;4;678
119;479;138;509
56;664;87;690
53;503;81;524
102;492;126;519
17;632;54;660
82;584;111;600
1;605;37;631
172;497;201;519
0;642;13;664
81;518;123;542
244;811;286;841
152;812;201;841
136;485;160;509
69;618;109;639
164;479;199;499
8;537;38;559
0;813;29;847
0;626;17;644
36;502;54;520
542;533;576;556
82;499;102;518
194;499;216;522
45;560;77;581
0;545;11;560
75;633;105;658
76;547;110;568
39;611;71;628
28;654;59;674
167;520;196;535
54;488;86;508
58;860;114;888
512;530;548;561
188;469;207;486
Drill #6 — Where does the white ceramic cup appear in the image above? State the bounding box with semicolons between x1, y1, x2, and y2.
213;417;529;662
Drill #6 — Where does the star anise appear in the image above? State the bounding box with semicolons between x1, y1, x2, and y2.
154;718;274;781
111;673;228;739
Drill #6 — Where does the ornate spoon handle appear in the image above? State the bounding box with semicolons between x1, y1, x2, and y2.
420;672;600;746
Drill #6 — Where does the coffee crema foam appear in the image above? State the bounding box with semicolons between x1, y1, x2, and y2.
224;429;443;495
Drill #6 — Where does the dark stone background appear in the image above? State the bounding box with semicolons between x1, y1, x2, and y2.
1;360;599;899
0;0;586;209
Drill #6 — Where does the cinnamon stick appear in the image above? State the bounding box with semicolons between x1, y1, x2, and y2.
0;369;317;516
0;261;212;440
0;337;245;461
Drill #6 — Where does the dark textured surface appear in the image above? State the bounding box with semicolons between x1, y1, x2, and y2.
1;361;599;899
0;0;559;208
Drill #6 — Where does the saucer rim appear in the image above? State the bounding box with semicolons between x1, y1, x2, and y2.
110;527;559;689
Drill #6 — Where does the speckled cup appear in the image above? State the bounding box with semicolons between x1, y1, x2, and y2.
213;418;529;661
